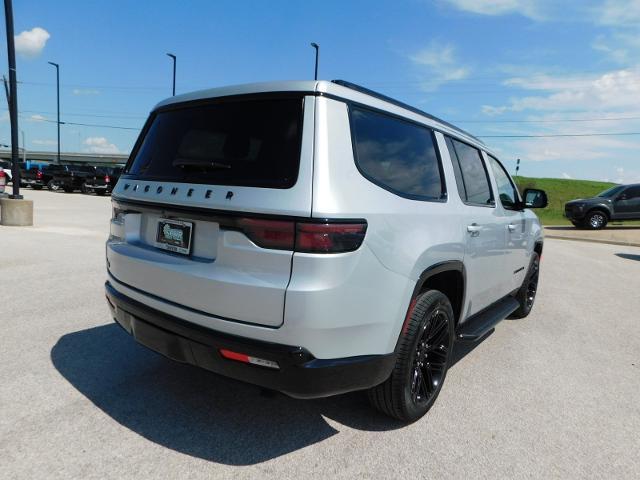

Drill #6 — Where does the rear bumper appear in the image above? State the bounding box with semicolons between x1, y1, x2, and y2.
86;183;113;192
105;281;395;398
22;179;45;186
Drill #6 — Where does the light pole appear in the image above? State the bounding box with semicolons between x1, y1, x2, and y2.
47;61;60;164
310;43;319;81
4;0;21;198
166;53;176;96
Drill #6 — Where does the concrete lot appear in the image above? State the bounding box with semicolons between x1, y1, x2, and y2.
1;189;639;479
545;225;640;247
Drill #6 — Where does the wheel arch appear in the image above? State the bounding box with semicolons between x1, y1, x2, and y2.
393;260;465;353
585;205;611;220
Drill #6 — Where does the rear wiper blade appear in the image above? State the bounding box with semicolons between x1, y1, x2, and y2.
173;158;231;169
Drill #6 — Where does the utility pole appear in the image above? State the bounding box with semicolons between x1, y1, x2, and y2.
3;0;21;198
515;158;520;178
310;43;319;81
166;53;176;96
47;62;60;164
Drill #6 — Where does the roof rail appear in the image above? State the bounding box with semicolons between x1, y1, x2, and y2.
331;80;483;144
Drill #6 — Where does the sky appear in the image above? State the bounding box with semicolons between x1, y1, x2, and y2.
1;0;640;183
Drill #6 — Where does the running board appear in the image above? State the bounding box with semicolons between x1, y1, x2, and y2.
456;297;520;342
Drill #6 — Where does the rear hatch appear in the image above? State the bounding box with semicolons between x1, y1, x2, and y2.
107;94;315;327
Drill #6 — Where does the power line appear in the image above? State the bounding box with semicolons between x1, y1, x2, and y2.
1;108;146;120
17;114;140;131
479;132;640;138
454;116;640;124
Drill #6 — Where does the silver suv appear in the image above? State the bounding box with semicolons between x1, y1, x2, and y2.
105;80;547;422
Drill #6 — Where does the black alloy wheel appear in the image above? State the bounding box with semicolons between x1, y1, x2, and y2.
510;252;540;319
409;308;450;405
368;290;454;422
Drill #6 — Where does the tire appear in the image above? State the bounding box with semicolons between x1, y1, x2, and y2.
63;186;74;193
48;180;59;191
81;182;88;194
32;185;43;190
571;221;584;228
510;252;540;319
367;290;454;422
585;210;608;229
96;190;106;196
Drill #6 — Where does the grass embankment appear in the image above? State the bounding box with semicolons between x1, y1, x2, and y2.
514;176;627;226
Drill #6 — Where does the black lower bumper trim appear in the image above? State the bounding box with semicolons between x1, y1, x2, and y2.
105;281;395;398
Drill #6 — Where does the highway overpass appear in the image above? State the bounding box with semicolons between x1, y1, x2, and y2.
0;150;129;166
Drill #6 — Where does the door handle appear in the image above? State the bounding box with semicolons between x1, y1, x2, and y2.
507;224;517;232
467;224;481;237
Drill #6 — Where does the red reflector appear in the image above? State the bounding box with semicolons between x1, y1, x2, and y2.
105;175;111;183
236;218;295;250
36;170;43;179
219;349;280;369
296;222;367;253
219;349;250;363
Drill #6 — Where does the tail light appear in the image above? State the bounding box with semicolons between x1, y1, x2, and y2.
234;218;367;253
236;218;295;250
36;170;43;179
296;222;367;253
105;175;111;183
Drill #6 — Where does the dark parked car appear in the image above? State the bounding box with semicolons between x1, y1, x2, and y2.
82;167;123;195
565;183;640;229
51;165;98;192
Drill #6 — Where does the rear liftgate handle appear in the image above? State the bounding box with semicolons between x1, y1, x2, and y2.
507;223;517;232
467;223;481;237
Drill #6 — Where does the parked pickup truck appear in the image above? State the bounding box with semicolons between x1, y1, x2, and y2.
21;166;49;189
51;165;98;193
82;167;123;195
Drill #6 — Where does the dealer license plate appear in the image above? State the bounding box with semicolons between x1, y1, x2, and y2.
156;219;193;255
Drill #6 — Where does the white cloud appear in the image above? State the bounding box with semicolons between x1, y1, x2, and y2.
484;68;640;114
32;139;56;146
561;172;573;179
72;88;100;96
14;27;50;58
29;114;47;122
83;137;119;154
409;42;470;91
596;0;640;27
442;0;543;19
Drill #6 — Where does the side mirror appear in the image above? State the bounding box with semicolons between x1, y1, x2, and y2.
617;194;628;201
522;188;548;209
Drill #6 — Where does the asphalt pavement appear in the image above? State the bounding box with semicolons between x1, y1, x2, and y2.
1;189;639;479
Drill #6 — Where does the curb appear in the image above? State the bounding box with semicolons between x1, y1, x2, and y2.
544;233;640;248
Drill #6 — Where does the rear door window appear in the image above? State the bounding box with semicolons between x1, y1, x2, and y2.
446;137;494;206
126;97;304;189
350;107;445;200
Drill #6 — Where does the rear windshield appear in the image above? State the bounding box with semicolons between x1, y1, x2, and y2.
126;97;304;189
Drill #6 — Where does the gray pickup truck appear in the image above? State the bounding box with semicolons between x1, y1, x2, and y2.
565;184;640;229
